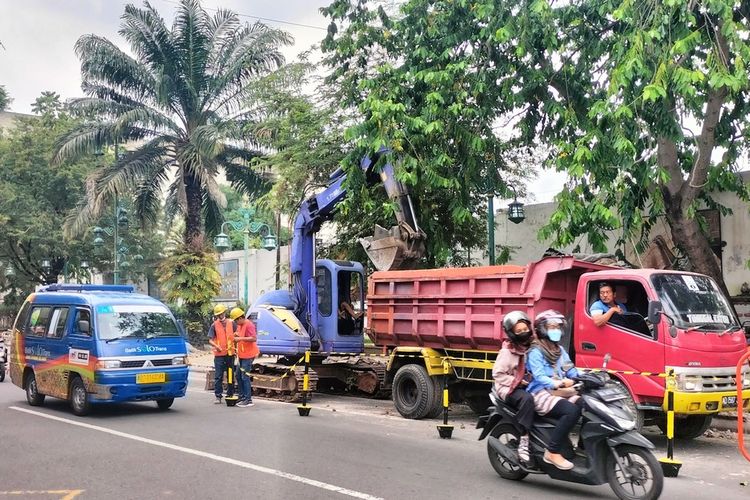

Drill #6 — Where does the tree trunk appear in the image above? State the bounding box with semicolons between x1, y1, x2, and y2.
665;205;729;297
184;171;204;247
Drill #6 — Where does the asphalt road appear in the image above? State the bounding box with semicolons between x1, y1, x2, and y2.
0;372;748;500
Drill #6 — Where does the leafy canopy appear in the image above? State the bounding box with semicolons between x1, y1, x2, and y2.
322;1;541;266
55;0;292;245
322;0;750;286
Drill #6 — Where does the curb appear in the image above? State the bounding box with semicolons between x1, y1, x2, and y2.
188;365;212;374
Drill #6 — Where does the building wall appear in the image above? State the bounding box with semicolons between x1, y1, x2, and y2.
215;245;290;306
493;184;750;298
492;201;621;265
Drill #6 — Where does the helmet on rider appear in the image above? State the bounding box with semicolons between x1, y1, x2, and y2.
534;309;567;343
502;311;533;344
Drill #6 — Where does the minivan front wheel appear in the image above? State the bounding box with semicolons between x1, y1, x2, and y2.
69;376;91;416
25;371;45;406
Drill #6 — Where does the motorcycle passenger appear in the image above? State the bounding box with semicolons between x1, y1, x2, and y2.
492;311;535;463
526;309;581;471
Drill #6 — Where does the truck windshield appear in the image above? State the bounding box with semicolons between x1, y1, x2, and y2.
96;304;180;341
651;273;739;330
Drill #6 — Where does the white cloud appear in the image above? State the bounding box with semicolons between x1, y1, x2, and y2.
0;0;330;113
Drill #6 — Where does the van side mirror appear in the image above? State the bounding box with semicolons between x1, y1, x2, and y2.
647;300;663;325
78;320;90;335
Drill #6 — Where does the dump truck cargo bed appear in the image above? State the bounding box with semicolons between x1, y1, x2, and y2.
366;256;614;350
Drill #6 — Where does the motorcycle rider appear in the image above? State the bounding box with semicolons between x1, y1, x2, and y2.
526;309;582;471
492;311;535;463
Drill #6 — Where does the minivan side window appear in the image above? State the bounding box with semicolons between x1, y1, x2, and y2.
47;307;70;340
27;306;53;337
72;308;91;337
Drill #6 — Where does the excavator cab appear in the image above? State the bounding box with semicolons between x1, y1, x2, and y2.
314;259;366;353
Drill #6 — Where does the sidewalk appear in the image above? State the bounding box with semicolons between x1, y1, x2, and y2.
187;350;214;374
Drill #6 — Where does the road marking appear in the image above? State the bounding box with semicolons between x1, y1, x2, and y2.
9;407;383;500
0;491;83;499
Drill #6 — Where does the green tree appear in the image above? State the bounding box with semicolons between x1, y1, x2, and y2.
0;85;10;112
321;1;536;267
54;0;292;246
0;95;97;297
158;238;221;344
323;0;750;288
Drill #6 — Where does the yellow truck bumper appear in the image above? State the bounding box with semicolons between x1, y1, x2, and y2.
667;388;750;414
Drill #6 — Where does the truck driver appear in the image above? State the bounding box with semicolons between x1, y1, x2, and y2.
590;282;627;327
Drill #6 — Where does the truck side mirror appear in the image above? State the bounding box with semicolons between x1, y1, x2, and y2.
647;300;663;325
78;320;90;335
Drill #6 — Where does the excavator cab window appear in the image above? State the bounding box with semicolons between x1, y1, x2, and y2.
337;271;364;336
316;267;332;317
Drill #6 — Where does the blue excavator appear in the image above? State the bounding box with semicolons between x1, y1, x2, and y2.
247;152;425;397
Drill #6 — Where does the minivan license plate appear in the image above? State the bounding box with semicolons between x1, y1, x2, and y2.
722;395;737;408
136;372;165;384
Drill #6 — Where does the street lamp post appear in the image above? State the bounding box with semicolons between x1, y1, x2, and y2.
487;185;526;265
41;258;90;283
93;199;129;285
214;206;277;305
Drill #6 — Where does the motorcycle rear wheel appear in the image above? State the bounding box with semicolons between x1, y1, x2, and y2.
606;444;663;500
486;423;528;481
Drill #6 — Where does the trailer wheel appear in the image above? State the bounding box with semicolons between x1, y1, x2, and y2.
425;376;445;419
392;364;438;419
658;414;712;440
466;395;491;416
610;379;644;431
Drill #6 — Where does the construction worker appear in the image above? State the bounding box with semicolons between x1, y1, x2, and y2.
208;304;236;404
229;307;259;407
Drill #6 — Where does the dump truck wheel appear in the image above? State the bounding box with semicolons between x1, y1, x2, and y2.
392;364;438;419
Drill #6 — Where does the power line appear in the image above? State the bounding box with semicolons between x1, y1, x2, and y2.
158;0;328;31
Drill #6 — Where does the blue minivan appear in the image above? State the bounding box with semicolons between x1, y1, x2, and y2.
9;284;189;415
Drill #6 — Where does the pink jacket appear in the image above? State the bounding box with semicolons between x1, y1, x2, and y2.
492;343;526;400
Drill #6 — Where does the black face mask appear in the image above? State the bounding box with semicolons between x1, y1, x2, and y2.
515;334;532;347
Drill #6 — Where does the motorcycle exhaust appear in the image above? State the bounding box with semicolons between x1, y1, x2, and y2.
488;436;519;465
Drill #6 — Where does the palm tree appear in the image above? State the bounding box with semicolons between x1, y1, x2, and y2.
54;0;292;245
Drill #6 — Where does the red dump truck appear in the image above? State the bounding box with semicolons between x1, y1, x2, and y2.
368;255;750;438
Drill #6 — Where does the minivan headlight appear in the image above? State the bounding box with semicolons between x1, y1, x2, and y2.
96;359;121;369
172;356;186;365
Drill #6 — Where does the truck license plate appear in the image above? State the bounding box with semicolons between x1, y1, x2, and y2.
722;395;737;408
136;372;165;384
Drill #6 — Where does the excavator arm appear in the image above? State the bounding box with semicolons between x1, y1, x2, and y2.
289;152;425;340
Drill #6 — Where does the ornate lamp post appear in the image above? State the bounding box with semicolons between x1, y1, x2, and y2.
213;206;277;305
92;202;130;284
487;185;526;265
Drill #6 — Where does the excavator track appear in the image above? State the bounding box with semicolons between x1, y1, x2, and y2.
206;355;390;402
251;363;319;402
312;355;391;399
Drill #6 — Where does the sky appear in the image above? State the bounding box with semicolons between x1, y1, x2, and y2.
0;0;331;113
0;0;564;203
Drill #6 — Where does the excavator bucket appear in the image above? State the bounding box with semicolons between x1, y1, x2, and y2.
361;224;426;271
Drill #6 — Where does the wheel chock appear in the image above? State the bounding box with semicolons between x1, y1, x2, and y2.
437;424;453;439
297;404;311;416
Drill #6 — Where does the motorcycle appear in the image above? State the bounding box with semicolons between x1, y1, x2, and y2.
477;369;663;500
0;342;6;382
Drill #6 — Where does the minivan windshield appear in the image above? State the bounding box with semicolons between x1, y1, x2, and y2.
650;273;739;330
96;304;180;341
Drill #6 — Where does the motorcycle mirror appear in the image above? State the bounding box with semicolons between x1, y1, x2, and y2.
603;353;611;369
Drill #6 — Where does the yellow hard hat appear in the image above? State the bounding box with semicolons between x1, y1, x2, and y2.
213;304;228;316
229;307;245;321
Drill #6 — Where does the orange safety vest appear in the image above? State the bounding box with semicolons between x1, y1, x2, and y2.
236;321;259;359
212;319;235;357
